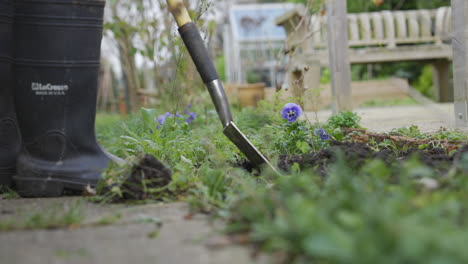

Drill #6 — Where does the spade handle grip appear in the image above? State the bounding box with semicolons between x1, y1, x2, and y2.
167;0;191;27
167;0;233;126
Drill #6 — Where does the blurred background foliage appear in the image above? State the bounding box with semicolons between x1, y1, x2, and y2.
100;0;451;114
250;0;451;100
101;0;216;114
262;0;450;11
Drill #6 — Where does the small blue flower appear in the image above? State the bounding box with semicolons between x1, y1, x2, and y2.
314;128;330;141
155;115;165;129
281;103;303;122
185;111;197;124
155;112;173;128
156;115;166;125
184;104;193;114
155;110;190;129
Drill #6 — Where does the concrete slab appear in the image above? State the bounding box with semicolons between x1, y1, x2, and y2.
305;103;460;133
0;198;269;264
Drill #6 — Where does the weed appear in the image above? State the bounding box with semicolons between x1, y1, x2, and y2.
390;125;424;138
391;125;468;142
327;111;361;130
147;230;160;239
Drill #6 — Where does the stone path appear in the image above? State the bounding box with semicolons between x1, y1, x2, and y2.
0;197;269;264
307;103;459;133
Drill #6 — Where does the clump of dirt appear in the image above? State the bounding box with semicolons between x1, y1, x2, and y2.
97;154;172;201
122;154;172;200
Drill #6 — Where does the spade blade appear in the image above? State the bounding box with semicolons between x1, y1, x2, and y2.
223;121;277;173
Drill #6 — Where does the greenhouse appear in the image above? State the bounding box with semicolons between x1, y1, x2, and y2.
224;3;295;87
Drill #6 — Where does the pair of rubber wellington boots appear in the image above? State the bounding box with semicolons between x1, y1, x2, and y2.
0;0;117;197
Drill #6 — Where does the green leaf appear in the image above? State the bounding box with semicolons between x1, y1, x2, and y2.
140;108;158;130
296;141;311;154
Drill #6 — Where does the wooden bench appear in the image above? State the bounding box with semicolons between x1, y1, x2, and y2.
276;6;453;102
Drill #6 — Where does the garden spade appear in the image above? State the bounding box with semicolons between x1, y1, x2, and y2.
167;0;277;173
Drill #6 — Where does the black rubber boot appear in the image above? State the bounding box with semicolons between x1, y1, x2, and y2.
0;0;20;189
13;0;114;197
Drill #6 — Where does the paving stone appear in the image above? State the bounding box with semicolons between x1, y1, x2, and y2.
306;103;462;133
0;198;269;264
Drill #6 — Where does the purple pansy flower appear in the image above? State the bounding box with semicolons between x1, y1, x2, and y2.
185;111;197;124
281;103;303;122
174;112;183;118
314;128;330;141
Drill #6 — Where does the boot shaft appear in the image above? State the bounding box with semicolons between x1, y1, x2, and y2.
12;0;112;197
0;0;14;115
0;0;20;186
14;0;106;161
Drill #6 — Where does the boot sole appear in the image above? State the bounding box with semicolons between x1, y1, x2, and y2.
13;175;98;197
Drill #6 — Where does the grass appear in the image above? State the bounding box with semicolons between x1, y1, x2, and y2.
93;92;468;263
95;213;122;225
0;200;85;231
0;187;19;199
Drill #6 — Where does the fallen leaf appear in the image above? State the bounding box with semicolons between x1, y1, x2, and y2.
184;213;194;220
230;233;250;245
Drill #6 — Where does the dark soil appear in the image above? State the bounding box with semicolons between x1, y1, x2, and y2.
279;141;376;174
278;141;467;175
232;157;257;174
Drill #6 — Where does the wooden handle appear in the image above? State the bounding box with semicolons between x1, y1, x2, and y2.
167;0;192;27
